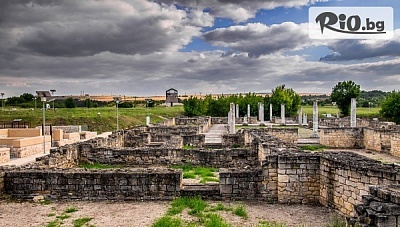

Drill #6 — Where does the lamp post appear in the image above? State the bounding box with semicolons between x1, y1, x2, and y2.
50;89;56;111
36;91;51;154
41;97;46;154
1;93;4;111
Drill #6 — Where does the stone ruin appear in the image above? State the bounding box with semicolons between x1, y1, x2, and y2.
0;116;399;226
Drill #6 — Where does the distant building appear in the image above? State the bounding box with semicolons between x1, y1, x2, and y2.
166;88;178;107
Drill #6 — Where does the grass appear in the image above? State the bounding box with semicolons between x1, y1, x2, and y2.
40;199;52;205
300;145;326;151
0;106;184;133
301;105;380;118
152;216;182;227
168;197;208;216
46;220;61;227
72;217;93;227
257;220;287;227
65;207;78;213
155;197;250;227
79;162;122;169
203;213;231;227
171;164;219;184
56;214;71;220
233;205;248;219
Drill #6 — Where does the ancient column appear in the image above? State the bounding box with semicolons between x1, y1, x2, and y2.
247;104;250;120
303;113;307;125
298;107;303;125
312;101;318;137
351;98;357;127
258;102;264;123
236;104;239;118
146;116;151;126
229;102;235;134
281;104;285;125
269;103;273;122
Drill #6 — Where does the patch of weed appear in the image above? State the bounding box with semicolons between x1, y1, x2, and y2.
56;214;71;220
326;213;346;227
200;177;219;184
183;172;196;179
207;203;230;212
40;199;52;205
233;205;248;219
46;220;61;227
65;207;78;213
257;220;287;227
73;217;93;227
152;216;182;227
300;145;326;151
168;197;207;216
203;213;231;227
48;213;56;217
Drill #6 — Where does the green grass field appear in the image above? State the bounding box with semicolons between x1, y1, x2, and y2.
301;105;381;118
0;106;184;133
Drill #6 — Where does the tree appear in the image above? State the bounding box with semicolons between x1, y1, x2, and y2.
330;81;361;116
269;85;301;117
380;91;400;124
65;98;76;108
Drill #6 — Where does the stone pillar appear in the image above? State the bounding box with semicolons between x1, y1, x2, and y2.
269;103;273;122
229;102;235;134
312;101;318;137
258;102;264;123
243;114;248;124
281;104;285;125
298;107;303;125
303;113;307;125
351;98;357;128
146;116;151;126
247;104;250;119
236;104;239;118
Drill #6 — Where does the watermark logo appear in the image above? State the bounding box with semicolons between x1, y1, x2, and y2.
309;7;393;39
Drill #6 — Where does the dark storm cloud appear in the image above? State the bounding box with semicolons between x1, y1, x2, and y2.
1;0;212;57
320;31;400;61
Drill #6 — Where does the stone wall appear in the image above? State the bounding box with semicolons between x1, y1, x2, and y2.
391;132;400;157
219;168;270;200
0;148;10;164
276;153;320;204
363;128;392;152
319;128;364;148
3;167;182;200
81;148;258;168
318;118;396;128
182;134;205;147
319;152;400;216
11;141;51;158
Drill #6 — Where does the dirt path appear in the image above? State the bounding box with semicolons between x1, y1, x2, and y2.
0;200;336;227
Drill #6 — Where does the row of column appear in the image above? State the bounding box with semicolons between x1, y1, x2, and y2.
227;98;357;135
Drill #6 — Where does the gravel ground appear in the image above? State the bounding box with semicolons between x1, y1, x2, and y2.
0;200;336;227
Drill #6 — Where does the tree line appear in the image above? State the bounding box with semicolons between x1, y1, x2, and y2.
183;81;400;124
183;85;301;118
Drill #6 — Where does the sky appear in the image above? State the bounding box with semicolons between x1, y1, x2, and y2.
0;0;400;97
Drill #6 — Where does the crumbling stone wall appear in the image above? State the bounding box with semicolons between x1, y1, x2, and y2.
351;185;400;227
391;132;400;157
0;148;10;164
319;128;364;148
3;168;182;200
319;152;400;216
364;128;393;152
81;148;258;168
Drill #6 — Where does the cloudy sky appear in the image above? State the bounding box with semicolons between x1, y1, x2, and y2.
0;0;399;97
